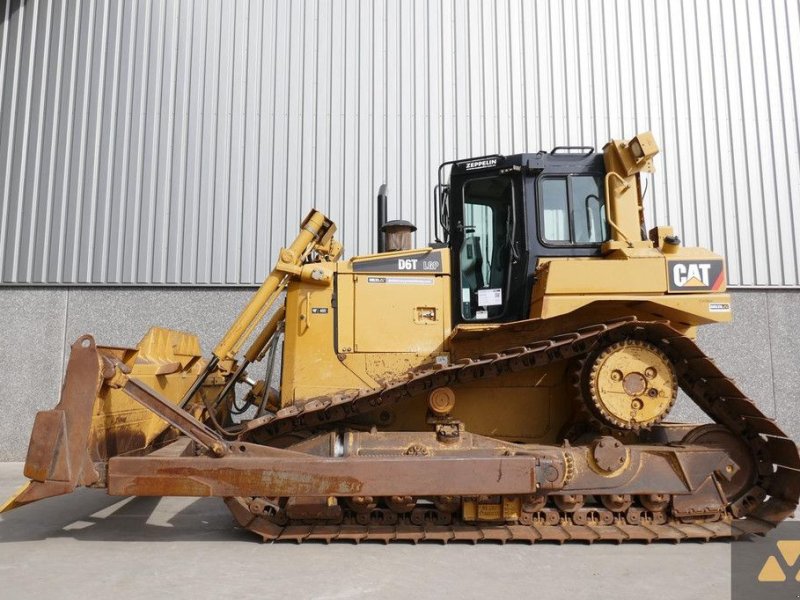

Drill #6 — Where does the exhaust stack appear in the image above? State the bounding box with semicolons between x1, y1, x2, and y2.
377;184;388;253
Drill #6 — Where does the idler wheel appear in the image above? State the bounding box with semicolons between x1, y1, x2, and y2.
582;339;678;430
682;425;757;503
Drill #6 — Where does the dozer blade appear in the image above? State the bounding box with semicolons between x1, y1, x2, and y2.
1;335;102;512
2;328;207;513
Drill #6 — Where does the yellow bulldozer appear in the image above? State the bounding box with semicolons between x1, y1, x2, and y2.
3;133;797;543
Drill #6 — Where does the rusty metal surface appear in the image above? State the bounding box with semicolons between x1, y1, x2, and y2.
108;450;558;498
1;336;102;512
106;434;732;500
118;377;227;457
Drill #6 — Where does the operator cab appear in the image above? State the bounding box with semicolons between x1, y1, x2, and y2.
435;147;610;326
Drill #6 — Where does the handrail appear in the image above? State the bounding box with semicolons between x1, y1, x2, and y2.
550;145;594;155
603;171;633;245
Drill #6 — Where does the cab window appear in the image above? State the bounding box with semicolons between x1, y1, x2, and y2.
539;174;607;245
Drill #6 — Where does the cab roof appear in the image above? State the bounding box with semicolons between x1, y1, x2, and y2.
447;149;606;178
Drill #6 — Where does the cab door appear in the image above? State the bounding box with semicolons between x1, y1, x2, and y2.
449;172;528;324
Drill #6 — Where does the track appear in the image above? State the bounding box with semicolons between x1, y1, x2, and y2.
225;497;775;544
228;318;800;543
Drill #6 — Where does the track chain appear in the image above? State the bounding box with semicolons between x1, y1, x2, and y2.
226;496;774;544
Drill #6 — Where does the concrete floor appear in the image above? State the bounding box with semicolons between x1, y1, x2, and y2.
0;464;747;600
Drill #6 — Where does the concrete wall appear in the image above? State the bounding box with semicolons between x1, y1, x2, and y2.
0;288;796;460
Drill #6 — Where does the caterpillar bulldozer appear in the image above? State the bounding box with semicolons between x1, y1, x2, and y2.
3;132;798;543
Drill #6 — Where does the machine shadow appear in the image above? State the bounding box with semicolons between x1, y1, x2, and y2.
0;488;252;543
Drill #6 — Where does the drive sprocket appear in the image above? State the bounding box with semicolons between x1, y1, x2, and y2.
581;339;677;430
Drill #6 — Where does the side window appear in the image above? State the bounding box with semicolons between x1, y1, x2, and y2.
541;178;569;242
460;176;514;320
538;174;607;245
572;175;606;243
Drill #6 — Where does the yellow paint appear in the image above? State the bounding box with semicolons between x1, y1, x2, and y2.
281;275;374;406
777;540;800;566
462;496;521;522
601;133;659;252
280;249;453;404
89;327;210;458
350;273;447;353
758;555;787;582
531;244;731;327
347;367;568;444
757;539;800;582
214;209;336;360
342;249;452;354
589;341;676;427
0;482;32;513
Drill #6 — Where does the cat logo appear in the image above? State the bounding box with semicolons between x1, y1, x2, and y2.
667;259;725;293
673;263;711;287
756;540;800;583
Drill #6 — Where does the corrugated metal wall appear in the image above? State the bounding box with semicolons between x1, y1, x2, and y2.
1;0;798;286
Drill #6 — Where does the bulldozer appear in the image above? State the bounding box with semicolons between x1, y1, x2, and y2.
2;132;797;543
